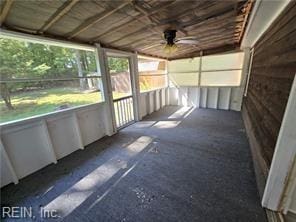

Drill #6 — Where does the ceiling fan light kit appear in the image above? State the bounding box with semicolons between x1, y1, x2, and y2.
162;29;198;54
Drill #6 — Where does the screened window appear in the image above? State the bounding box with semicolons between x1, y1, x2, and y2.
168;58;199;86
138;57;167;92
0;38;103;123
168;52;244;87
200;52;244;86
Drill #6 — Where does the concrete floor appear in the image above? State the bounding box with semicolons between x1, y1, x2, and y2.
1;106;267;222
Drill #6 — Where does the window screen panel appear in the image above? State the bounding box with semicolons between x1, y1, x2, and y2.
168;58;199;73
202;52;244;71
169;72;199;86
200;70;241;86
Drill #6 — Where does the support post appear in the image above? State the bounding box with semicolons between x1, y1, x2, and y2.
198;51;203;87
94;44;116;136
130;52;141;121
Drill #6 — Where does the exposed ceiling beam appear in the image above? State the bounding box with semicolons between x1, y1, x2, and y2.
140;43;163;51
168;44;240;60
133;2;187;36
182;6;237;31
108;24;161;46
0;0;14;25
132;2;160;25
67;1;131;39
118;33;158;48
90;0;178;42
106;2;238;46
38;0;79;34
136;25;240;52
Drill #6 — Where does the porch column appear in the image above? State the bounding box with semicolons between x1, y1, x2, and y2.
131;52;141;121
94;43;117;135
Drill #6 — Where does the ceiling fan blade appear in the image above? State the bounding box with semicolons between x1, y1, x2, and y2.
176;39;199;44
140;43;163;51
177;36;198;40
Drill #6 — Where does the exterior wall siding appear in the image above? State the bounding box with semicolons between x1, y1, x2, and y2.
243;2;296;167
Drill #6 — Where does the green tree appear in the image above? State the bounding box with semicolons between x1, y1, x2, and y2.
0;38;98;109
108;57;129;73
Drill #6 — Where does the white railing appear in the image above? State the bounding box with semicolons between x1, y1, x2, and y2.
113;95;134;128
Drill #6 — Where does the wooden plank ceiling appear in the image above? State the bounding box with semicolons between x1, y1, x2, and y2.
0;0;253;60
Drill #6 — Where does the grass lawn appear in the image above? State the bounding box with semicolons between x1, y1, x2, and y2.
0;87;128;123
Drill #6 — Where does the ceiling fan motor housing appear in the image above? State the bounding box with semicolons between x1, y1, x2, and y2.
164;30;177;46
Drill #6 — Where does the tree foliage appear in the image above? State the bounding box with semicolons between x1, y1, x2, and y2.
107;57;129;73
0;38;129;109
0;38;98;109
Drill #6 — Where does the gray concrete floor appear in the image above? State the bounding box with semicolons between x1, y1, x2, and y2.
1;106;267;222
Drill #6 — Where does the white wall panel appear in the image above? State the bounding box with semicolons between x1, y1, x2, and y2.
179;87;189;106
169;87;178;105
168;86;242;111
188;87;199;107
155;90;161;111
47;114;83;159
77;105;106;146
200;88;208;108
1;121;56;179
207;88;219;109
1;151;14;187
148;91;155;114
230;87;242;111
161;88;166;108
139;93;148;119
218;88;231;110
1;140;18;187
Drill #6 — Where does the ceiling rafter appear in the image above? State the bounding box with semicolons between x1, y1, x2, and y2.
107;24;159;45
163;40;236;58
105;1;234;46
137;23;241;50
147;34;238;56
169;44;239;60
90;0;178;42
119;32;157;48
132;1;160;25
110;8;242;50
156;0;213;26
181;5;238;31
2;0;251;59
138;29;239;52
67;1;131;39
132;2;187;36
38;0;79;34
0;0;14;25
238;0;254;43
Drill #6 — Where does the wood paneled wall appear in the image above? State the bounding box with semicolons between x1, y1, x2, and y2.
243;2;296;168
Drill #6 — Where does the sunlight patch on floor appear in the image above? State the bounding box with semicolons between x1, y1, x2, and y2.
43;136;152;218
168;107;194;119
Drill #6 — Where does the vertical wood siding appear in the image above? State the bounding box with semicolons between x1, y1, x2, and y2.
243;2;296;166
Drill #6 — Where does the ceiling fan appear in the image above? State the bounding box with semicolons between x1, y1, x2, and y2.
159;30;199;54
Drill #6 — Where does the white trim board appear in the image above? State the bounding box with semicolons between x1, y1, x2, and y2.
241;0;291;49
262;74;296;211
0;29;95;51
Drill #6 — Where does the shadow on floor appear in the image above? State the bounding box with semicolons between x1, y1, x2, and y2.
1;106;267;222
